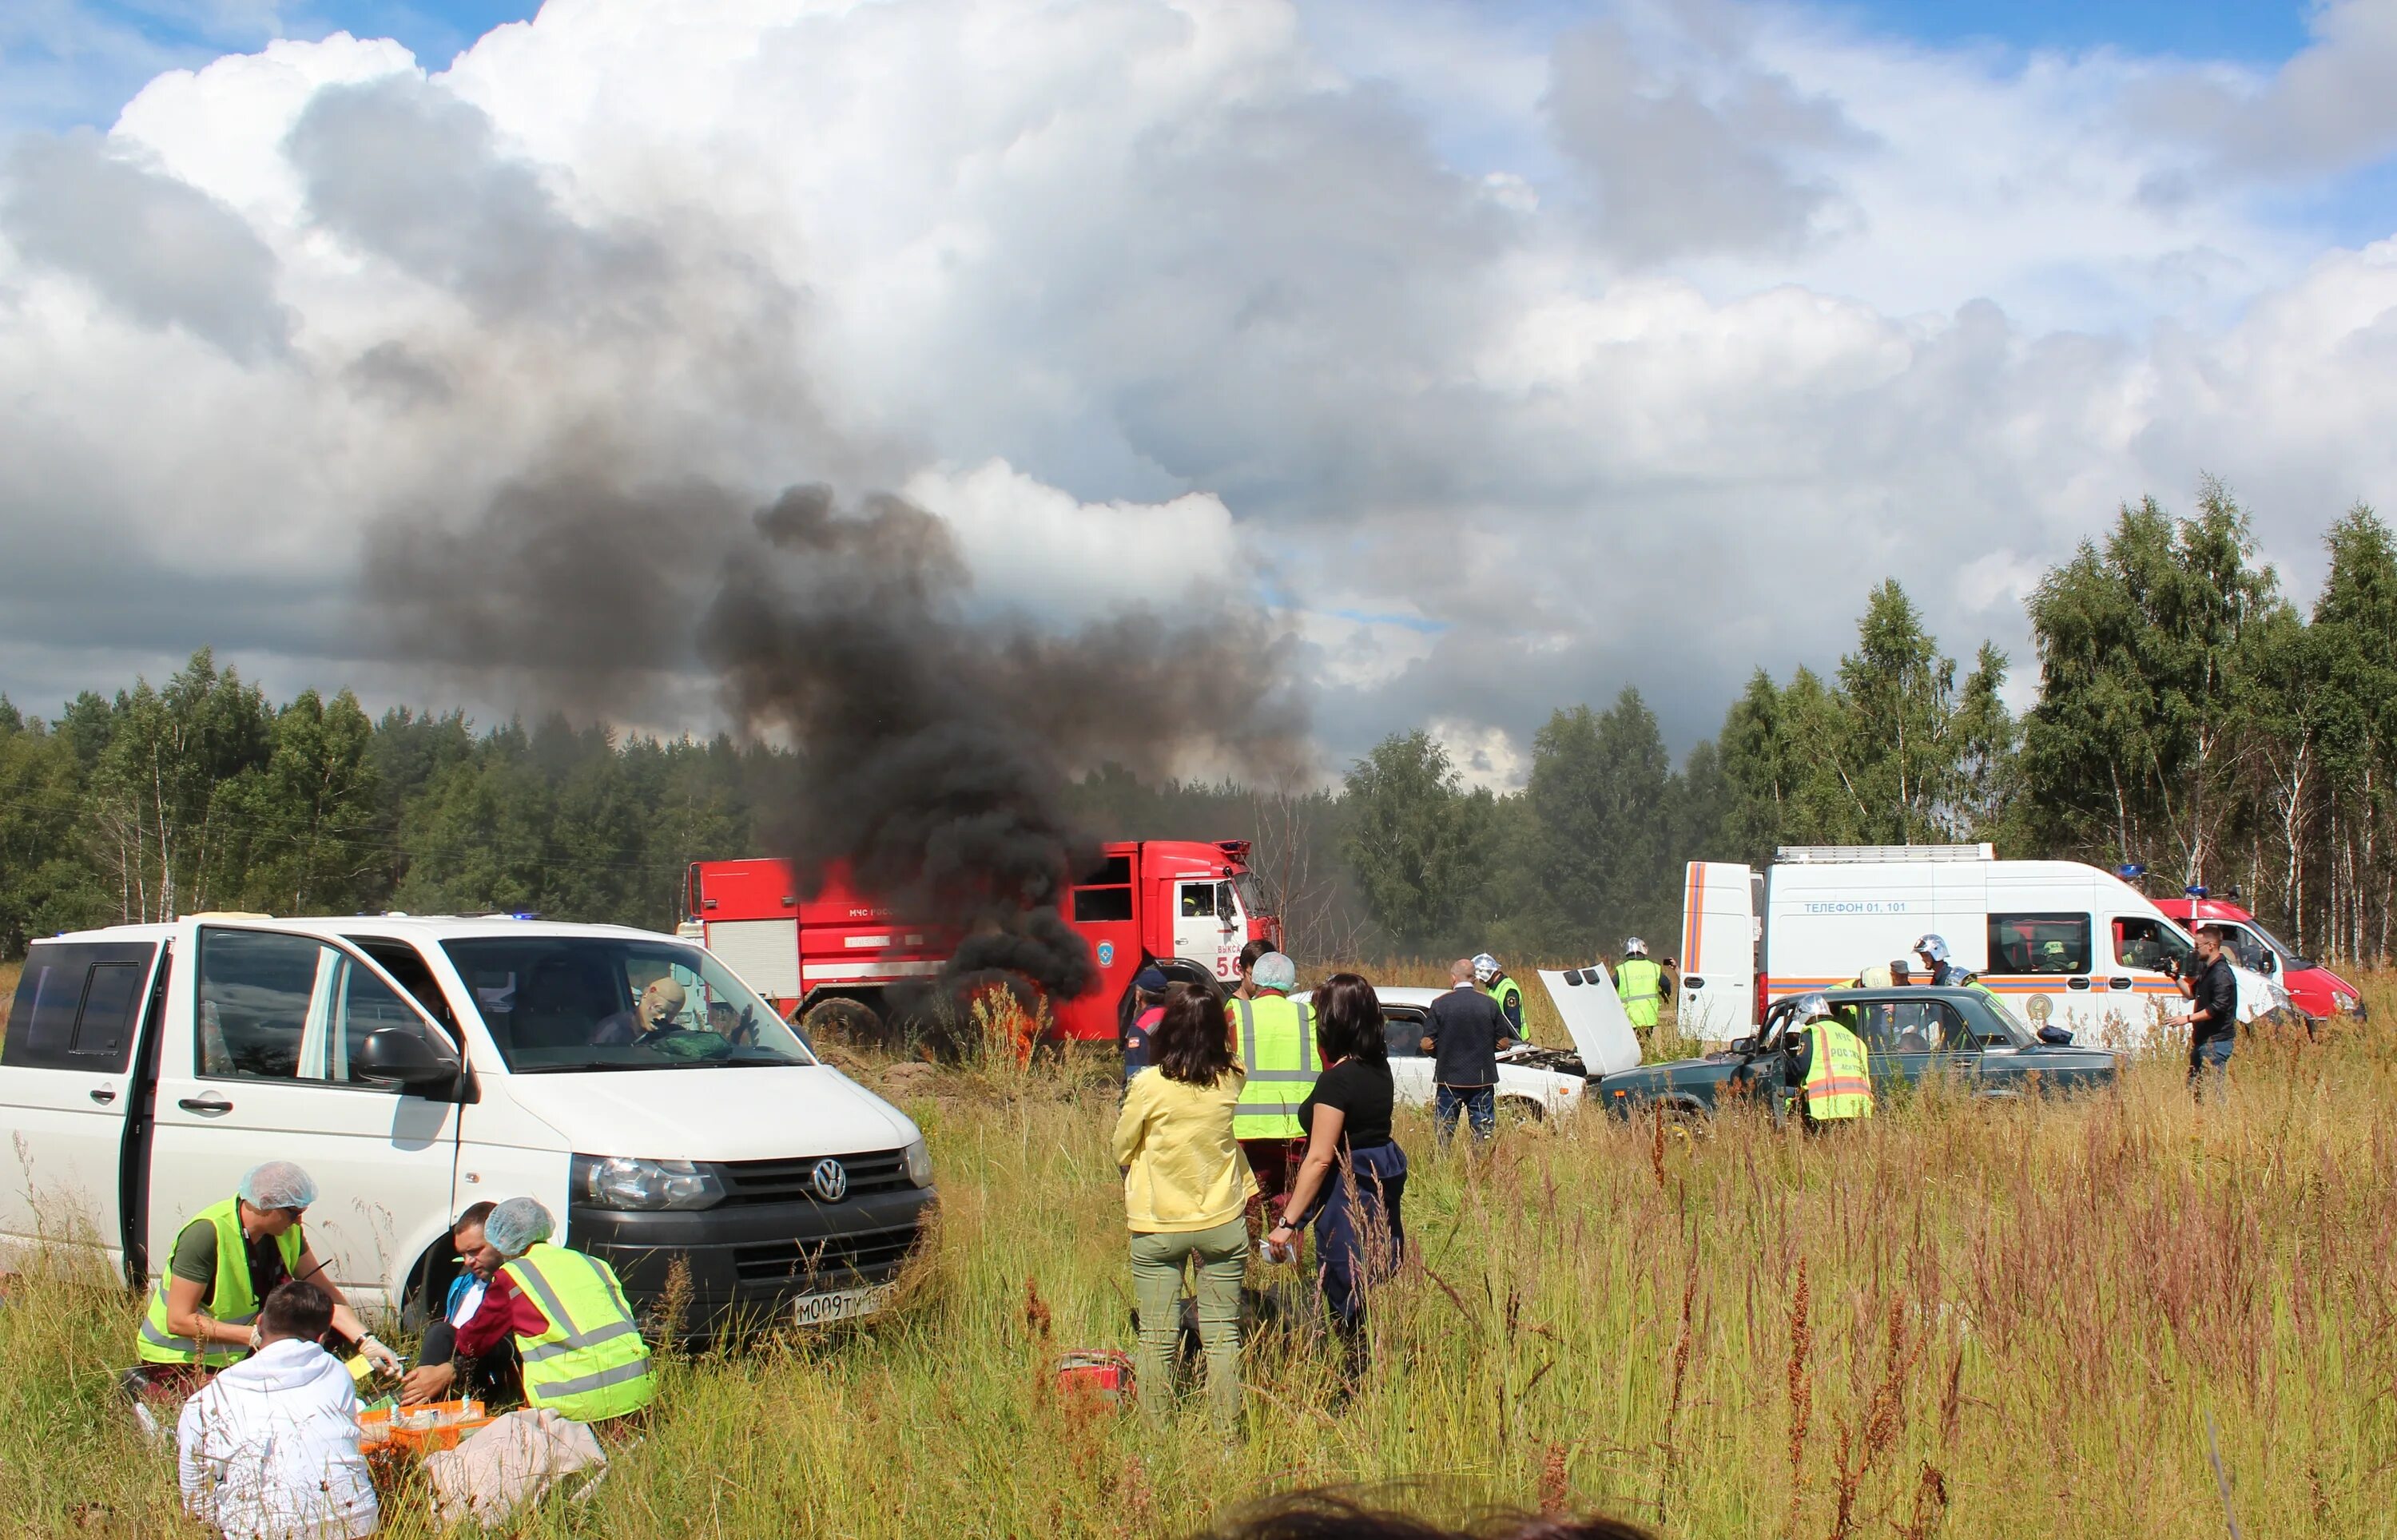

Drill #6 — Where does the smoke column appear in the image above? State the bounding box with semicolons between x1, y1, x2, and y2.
368;470;1308;1001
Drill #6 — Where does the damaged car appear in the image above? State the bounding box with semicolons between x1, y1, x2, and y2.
1594;986;2118;1121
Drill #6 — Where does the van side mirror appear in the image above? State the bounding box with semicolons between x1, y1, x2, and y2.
2259;952;2278;976
355;1027;461;1090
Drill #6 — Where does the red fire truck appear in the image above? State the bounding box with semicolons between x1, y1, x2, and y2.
682;841;1278;1042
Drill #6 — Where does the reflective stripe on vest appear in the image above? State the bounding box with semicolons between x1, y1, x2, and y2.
1803;1021;1874;1120
138;1197;305;1366
503;1244;656;1420
1232;995;1317;1136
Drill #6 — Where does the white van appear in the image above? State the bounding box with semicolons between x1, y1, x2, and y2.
0;915;934;1333
1676;845;2288;1050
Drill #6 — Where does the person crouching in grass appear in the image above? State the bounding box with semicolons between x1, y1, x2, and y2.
177;1280;377;1539
1112;981;1257;1435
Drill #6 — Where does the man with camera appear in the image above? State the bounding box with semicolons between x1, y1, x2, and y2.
2167;926;2240;1096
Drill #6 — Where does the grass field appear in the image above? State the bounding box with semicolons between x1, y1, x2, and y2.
2;964;2395;1538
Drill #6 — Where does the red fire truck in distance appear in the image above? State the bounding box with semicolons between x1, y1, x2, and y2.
683;841;1278;1042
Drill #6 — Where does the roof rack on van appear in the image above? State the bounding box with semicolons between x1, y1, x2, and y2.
1775;844;1994;863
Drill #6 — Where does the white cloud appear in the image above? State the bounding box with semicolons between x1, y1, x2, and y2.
3;0;2397;764
899;458;1239;624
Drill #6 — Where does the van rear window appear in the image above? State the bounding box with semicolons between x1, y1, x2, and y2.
2;943;157;1072
1986;915;2091;975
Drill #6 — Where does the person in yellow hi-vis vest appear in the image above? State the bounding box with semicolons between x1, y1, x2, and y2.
1615;938;1669;1042
1470;953;1526;1042
1228;951;1318;1221
451;1197;655;1424
1783;994;1874;1126
129;1161;400;1404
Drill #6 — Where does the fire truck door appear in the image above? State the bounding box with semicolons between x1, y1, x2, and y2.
1175;883;1236;979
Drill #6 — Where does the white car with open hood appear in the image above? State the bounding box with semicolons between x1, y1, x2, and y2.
0;913;934;1336
1374;966;1644;1120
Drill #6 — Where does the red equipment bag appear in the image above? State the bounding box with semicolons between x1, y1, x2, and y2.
1053;1349;1134;1407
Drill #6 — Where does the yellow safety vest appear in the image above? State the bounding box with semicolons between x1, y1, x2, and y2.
1801;1019;1874;1121
139;1197;304;1366
1230;994;1317;1140
501;1244;656;1423
1616;958;1665;1030
1481;976;1525;1039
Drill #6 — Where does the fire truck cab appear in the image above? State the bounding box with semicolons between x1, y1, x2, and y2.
685;842;1278;1043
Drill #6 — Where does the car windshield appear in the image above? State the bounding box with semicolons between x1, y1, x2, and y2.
2240;915;2307;966
441;936;817;1074
1232;872;1268;919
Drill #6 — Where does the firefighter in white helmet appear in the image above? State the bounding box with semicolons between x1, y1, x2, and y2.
1784;994;1874;1126
1615;938;1671;1046
1470;953;1526;1042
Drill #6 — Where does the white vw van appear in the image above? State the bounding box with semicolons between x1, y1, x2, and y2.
0;915;934;1332
1677;845;2289;1050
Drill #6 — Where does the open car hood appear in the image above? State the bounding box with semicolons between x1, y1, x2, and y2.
1538;964;1644;1075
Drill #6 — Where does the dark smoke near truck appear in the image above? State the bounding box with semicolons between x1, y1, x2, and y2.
366;470;1306;1009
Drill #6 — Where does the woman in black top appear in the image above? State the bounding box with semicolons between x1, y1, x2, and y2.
1269;972;1407;1374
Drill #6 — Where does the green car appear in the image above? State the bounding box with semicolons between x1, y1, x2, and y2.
1596;986;2119;1121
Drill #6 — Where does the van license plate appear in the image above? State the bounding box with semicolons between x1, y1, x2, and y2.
793;1283;892;1326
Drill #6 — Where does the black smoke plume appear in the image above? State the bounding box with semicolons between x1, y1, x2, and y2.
368;470;1307;1009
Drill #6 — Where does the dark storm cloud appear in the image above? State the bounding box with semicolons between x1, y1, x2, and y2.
0;129;289;359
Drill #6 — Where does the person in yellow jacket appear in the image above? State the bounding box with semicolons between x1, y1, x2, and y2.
1614;938;1670;1042
1470;952;1527;1041
451;1197;655;1424
1114;982;1257;1431
131;1161;400;1402
1227;951;1318;1219
1783;994;1874;1125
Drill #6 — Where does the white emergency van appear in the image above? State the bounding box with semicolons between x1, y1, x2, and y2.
1676;845;2288;1051
0;915;934;1333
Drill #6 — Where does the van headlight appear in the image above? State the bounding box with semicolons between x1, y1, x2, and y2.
2335;991;2363;1016
901;1136;933;1189
571;1155;725;1211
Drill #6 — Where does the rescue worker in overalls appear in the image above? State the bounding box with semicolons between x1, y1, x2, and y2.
450;1197;655;1424
1783;994;1874;1127
131;1161;400;1401
1614;938;1669;1044
1230;952;1318;1224
1470;953;1527;1042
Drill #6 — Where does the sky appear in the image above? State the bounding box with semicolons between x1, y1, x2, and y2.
4;0;2396;788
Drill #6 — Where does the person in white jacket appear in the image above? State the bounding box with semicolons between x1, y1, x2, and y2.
177;1281;379;1539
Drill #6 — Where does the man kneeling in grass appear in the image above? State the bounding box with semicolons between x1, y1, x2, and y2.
177;1280;378;1538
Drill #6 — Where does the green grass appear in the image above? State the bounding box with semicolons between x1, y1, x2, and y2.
2;973;2395;1537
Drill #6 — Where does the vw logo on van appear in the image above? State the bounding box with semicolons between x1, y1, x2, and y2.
809;1158;849;1202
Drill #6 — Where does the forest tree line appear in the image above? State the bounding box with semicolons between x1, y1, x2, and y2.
3;483;2393;965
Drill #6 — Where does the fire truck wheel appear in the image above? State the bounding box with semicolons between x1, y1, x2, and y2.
801;997;884;1050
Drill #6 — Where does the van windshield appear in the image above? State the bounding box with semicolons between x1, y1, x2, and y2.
440;937;817;1074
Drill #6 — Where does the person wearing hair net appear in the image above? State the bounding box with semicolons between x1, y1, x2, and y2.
132;1161;399;1398
1228;951;1319;1223
448;1197;655;1423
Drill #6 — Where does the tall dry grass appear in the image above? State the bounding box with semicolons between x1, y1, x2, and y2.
0;972;2393;1537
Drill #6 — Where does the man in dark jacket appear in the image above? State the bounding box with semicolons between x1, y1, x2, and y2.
1422;957;1519;1143
2169;926;2240;1095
